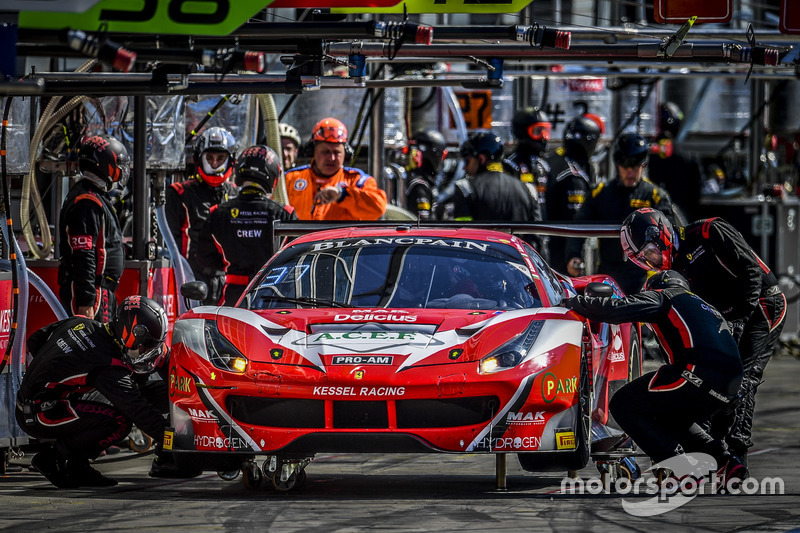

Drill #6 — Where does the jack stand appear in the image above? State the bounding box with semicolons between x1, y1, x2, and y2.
495;453;507;490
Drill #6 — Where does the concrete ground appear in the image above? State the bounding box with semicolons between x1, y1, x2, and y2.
1;354;798;532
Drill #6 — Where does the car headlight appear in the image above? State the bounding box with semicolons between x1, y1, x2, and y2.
204;320;248;373
479;320;544;374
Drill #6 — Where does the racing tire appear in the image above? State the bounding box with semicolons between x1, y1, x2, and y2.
606;329;640;430
628;329;642;382
517;350;591;472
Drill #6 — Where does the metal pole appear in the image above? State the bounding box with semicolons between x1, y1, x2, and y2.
133;94;148;260
369;88;385;188
749;80;765;194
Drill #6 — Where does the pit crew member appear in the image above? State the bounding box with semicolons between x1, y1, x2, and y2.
16;296;169;488
565;270;745;485
544;114;603;271
565;133;673;295
203;145;298;305
284;117;387;220
621;207;786;473
405;129;447;220
58;134;129;321
450;130;541;248
166;126;238;305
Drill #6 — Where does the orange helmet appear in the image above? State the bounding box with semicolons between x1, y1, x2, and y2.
312;118;348;144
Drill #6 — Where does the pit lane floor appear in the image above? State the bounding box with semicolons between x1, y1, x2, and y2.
2;354;799;532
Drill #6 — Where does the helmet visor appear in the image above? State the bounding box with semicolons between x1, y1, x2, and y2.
527;122;551;141
124;342;167;374
632;242;664;270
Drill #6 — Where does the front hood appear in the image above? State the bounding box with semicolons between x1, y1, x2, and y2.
192;306;574;373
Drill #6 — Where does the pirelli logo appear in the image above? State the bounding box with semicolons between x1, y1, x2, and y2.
555;430;576;450
163;430;174;451
331;355;393;365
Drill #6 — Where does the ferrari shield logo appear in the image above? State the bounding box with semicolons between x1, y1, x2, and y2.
355;370;364;379
231;208;239;218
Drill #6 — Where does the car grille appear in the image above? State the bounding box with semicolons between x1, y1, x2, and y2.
227;397;325;428
226;395;499;429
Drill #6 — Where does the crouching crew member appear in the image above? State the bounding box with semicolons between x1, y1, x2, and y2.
565;271;745;487
204;145;297;305
17;296;169;488
620;207;787;473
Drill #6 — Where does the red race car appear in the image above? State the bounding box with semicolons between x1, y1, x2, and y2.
165;226;640;490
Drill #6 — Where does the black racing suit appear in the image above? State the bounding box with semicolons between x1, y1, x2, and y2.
544;150;595;272
165;176;237;305
565;287;743;463
566;178;673;295
404;169;437;221
672;217;787;460
15;317;166;462
58;178;124;322
504;147;551;260
502;147;551;214
451;163;542;248
201;185;299;305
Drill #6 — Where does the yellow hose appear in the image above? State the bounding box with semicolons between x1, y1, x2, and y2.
256;94;289;206
20;59;96;258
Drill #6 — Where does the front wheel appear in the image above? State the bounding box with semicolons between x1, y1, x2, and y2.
517;349;591;472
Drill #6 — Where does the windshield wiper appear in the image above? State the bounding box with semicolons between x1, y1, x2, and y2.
258;295;349;308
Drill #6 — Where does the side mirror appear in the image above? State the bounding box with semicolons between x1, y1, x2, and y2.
584;281;613;298
180;280;208;302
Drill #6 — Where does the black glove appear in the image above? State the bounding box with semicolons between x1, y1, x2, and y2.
729;320;745;343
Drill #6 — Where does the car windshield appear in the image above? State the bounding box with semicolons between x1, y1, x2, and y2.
244;236;543;310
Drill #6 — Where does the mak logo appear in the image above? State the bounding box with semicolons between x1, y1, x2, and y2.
507;411;545;425
188;408;218;422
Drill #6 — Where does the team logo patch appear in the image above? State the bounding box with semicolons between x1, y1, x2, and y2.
294;179;308;191
69;235;93;250
230;208;239;218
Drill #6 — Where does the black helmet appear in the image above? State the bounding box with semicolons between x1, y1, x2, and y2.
613;133;649;168
234;145;282;192
78;134;130;189
659;102;684;138
563;115;602;161
620;208;675;271
193;126;237;187
644;270;690;291
511;107;551;153
112;296;168;375
409;129;447;173
460;130;504;162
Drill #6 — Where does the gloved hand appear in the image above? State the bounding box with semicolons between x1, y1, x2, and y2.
562;296;578;309
729;320;745;343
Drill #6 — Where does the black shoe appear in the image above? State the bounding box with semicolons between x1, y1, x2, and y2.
148;455;203;479
66;460;118;487
30;448;78;489
716;454;747;494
